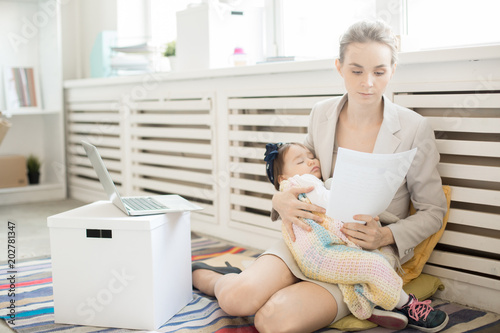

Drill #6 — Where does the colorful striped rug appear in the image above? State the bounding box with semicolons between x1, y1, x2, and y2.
1;233;500;333
0;233;260;333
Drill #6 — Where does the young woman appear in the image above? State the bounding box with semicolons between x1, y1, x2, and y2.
193;20;448;333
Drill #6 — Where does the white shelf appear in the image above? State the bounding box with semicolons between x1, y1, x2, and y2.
0;183;62;194
0;183;66;205
0;0;66;206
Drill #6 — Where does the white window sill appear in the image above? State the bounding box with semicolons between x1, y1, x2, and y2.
64;44;500;89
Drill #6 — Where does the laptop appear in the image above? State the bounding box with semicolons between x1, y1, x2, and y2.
81;141;203;216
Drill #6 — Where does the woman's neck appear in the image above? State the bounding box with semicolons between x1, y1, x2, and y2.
341;99;384;128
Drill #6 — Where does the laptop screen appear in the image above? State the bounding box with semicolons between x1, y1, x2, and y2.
82;141;129;214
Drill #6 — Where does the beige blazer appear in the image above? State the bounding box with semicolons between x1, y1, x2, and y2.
303;94;447;263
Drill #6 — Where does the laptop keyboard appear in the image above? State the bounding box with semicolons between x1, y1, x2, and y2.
122;197;168;211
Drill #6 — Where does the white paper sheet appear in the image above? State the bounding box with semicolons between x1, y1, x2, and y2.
326;147;417;223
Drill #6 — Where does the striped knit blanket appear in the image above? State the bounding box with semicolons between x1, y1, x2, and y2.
281;181;403;319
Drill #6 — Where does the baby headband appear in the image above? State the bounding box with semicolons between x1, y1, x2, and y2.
264;142;284;184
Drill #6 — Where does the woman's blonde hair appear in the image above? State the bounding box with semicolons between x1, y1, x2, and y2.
339;20;398;65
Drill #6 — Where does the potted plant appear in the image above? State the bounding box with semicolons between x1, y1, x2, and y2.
163;40;177;71
27;154;41;184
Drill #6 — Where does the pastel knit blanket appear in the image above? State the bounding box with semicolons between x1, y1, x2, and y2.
281;181;403;319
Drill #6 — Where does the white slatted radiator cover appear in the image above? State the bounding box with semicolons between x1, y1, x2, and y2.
394;92;500;295
129;98;215;223
227;95;340;234
66;100;122;202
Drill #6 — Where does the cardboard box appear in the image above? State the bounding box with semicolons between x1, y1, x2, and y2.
48;201;193;330
0;155;28;188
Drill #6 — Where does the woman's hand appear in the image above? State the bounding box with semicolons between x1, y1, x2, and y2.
272;186;326;241
341;215;395;250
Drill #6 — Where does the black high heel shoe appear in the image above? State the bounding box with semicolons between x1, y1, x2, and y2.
192;261;242;275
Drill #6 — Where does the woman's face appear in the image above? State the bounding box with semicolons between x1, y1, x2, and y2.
279;145;321;182
335;42;395;106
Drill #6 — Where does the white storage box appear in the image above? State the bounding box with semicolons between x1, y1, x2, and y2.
176;2;263;71
47;201;192;330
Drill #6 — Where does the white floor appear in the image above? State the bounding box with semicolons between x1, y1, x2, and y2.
0;199;86;332
0;199;85;260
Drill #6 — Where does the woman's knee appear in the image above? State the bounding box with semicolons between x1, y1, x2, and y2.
254;298;292;333
254;298;320;333
253;290;305;333
254;282;338;333
215;274;263;316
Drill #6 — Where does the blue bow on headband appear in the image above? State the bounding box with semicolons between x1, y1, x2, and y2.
264;142;283;184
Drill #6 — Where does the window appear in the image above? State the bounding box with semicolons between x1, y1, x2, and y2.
136;0;500;65
277;0;377;59
275;0;500;59
150;0;193;46
406;0;500;50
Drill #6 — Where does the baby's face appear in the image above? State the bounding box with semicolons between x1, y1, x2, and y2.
280;145;321;181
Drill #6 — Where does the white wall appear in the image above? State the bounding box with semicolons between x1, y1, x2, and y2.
79;0;117;78
61;0;81;80
61;0;117;80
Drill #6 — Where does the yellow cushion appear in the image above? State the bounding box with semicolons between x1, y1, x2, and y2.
330;186;451;331
330;315;378;331
403;273;445;300
399;185;452;284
